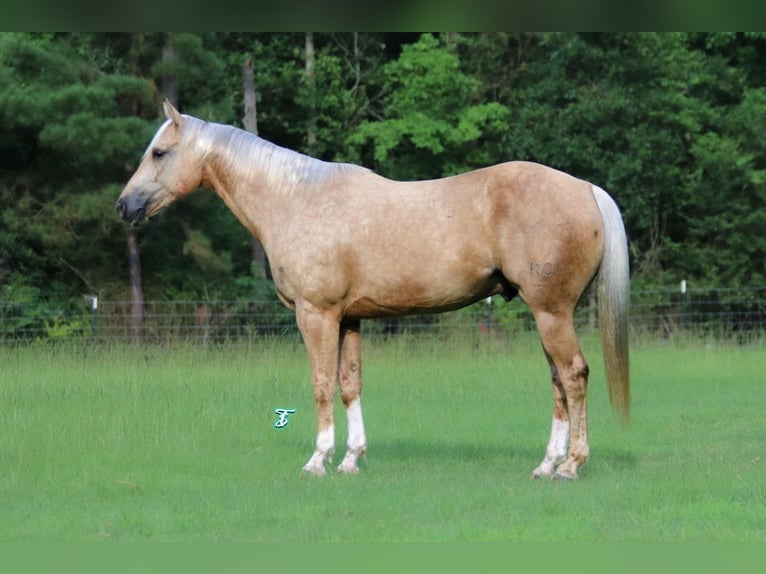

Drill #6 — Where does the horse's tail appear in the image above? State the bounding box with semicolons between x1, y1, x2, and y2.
591;185;630;423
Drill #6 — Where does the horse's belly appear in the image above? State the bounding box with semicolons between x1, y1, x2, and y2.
344;296;475;318
343;268;502;319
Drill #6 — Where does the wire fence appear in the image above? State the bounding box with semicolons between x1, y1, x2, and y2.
1;286;765;345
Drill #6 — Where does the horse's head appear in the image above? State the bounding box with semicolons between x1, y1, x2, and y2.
116;99;203;226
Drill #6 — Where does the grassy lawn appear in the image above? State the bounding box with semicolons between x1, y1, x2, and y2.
0;333;763;541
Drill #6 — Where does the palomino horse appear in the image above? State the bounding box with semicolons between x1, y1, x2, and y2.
117;100;630;480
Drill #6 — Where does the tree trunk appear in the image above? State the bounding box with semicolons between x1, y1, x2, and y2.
242;54;269;279
305;32;317;149
444;32;459;52
123;33;148;342
126;228;145;341
161;34;179;106
243;56;258;135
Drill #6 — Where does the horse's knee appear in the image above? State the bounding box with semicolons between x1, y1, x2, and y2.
339;363;362;406
340;389;359;407
573;353;589;380
340;377;362;406
313;383;335;405
562;354;589;398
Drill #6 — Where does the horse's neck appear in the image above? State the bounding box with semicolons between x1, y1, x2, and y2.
197;123;335;241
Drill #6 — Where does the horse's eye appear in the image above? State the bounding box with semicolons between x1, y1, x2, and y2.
152;148;166;160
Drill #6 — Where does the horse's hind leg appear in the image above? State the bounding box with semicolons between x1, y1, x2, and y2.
337;319;367;473
531;352;570;478
531;309;590;480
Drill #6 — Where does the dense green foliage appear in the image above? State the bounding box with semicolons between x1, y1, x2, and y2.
1;33;765;305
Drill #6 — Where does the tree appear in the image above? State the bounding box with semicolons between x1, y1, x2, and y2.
345;33;509;180
2;31;765;317
0;32;156;304
242;52;269;280
492;32;765;286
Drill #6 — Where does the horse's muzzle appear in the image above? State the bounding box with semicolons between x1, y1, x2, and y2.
116;197;146;226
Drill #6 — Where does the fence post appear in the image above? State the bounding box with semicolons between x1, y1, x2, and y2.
486;296;493;338
84;295;98;345
680;279;687;332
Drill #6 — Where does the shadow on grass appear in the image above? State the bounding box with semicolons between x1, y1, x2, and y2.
372;438;539;464
589;448;639;473
370;439;638;475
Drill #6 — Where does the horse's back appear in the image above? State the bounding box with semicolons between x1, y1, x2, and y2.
274;160;605;318
340;160;604;310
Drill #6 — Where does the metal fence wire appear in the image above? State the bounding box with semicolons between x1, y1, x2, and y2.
1;286;765;344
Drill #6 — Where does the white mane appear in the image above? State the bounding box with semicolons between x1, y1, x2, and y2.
181;116;368;193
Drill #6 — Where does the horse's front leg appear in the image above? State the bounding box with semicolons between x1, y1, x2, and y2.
296;302;341;476
337;319;367;473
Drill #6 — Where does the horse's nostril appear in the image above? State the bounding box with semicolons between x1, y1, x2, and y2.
116;197;144;224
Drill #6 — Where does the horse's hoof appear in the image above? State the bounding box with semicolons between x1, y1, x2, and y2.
552;467;578;481
337;462;360;474
552;473;575;481
530;463;554;480
302;462;326;477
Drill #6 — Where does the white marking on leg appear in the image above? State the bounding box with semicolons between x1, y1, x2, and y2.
338;398;367;473
532;416;570;478
303;424;334;476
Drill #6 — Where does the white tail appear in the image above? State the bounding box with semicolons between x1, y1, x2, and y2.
591;185;630;422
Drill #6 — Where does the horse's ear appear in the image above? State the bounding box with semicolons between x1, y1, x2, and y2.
162;98;184;127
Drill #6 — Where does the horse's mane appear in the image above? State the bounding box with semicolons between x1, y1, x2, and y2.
183;116;368;192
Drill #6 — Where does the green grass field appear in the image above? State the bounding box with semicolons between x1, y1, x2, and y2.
0;333;763;541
